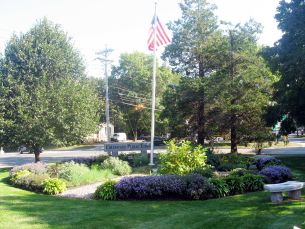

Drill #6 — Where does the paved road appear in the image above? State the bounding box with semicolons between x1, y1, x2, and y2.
262;135;305;155
0;143;166;168
0;149;106;168
1;136;305;168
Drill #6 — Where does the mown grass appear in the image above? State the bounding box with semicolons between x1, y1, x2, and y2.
0;157;305;229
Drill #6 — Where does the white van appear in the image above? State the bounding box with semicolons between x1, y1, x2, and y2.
111;133;127;142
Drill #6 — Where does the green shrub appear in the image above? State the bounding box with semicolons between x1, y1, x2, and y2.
94;180;117;200
119;153;150;167
209;178;229;198
241;174;264;192
229;168;250;177
10;170;32;183
218;155;255;169
217;163;237;172
58;162;91;181
192;166;215;178
47;163;62;178
101;157;132;176
132;154;149;167
224;175;245;195
58;161;114;187
159;140;207;175
27;173;50;192
43;178;67;195
206;150;221;168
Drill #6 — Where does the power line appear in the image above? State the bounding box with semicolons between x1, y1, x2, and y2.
109;98;161;111
109;85;151;98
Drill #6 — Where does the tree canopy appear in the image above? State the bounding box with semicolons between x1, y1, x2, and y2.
262;0;305;125
109;52;179;140
0;18;100;161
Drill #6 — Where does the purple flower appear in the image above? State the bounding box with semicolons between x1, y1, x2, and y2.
255;156;282;170
115;175;187;200
10;162;49;177
259;166;292;184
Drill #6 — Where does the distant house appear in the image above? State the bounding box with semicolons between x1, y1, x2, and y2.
85;123;114;143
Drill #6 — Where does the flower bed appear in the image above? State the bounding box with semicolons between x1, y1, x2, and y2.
9;160;117;195
95;173;265;201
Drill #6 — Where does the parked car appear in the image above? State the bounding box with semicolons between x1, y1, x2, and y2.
140;136;166;146
18;146;28;154
111;133;127;142
18;146;44;154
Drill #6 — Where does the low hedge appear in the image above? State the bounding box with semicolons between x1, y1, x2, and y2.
112;172;265;201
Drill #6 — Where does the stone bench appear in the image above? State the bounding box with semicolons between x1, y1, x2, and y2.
264;181;305;203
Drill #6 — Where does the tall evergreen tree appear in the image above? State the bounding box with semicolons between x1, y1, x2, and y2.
162;0;220;145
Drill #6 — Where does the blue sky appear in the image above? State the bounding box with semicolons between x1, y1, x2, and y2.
0;0;282;77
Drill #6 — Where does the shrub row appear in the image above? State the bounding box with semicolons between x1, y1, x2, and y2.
10;164;66;195
9;159;121;194
206;151;255;171
95;173;264;201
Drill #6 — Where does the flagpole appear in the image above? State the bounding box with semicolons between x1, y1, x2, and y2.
149;2;157;166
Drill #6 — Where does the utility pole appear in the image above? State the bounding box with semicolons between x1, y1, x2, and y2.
96;46;113;142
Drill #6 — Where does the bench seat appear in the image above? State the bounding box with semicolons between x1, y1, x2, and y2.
264;181;305;203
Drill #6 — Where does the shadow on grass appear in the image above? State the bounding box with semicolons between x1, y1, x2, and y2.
1;190;305;229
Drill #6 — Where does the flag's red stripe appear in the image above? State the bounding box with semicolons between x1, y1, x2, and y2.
157;17;171;43
156;26;168;44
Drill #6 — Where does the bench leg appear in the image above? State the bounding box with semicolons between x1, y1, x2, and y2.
288;189;302;200
270;192;283;203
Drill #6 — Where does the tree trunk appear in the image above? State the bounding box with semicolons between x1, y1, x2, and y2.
230;114;238;154
197;101;205;145
34;151;41;163
197;61;205;146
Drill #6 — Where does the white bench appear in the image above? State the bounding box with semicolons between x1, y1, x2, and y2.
264;181;305;203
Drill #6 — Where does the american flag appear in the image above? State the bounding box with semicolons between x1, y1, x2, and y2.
147;16;171;51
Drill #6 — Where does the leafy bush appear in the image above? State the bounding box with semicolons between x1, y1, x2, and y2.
115;175;186;200
217;163;237;172
259;166;293;184
43;178;67;195
255;156;282;170
58;162;90;182
47;163;62;178
132;154;150;167
229;168;250;177
192;166;215;178
10;170;32;183
10;162;49;177
218;155;255;169
159;140;207;175
184;173;214;200
10;168;51;192
241;174;264;192
224;176;245;195
209;178;229;198
206;150;221;168
94;180;117;200
62;155;110;167
119;153;149;167
58;161;114;187
101;157;132;176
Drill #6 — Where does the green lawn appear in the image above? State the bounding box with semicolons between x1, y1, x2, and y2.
0;157;305;229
